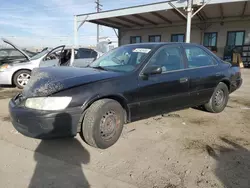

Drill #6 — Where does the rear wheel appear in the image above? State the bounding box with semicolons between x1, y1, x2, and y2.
204;82;229;113
13;70;31;89
81;99;124;149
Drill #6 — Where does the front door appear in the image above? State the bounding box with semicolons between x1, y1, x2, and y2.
131;44;190;120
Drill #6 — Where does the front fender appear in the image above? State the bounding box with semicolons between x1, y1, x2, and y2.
81;93;130;122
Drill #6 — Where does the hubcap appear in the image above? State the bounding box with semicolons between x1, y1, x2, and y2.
17;73;30;86
100;111;117;140
215;89;224;106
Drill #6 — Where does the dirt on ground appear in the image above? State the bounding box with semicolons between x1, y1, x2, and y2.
0;69;250;188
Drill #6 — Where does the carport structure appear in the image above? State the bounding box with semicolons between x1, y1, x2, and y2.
74;0;250;47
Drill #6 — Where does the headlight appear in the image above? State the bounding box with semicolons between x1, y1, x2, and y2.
0;64;11;72
25;97;72;111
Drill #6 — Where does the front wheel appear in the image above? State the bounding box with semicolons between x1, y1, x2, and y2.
204;82;229;113
81;99;124;149
13;70;31;89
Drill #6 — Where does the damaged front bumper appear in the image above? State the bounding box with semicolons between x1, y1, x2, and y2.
9;94;82;139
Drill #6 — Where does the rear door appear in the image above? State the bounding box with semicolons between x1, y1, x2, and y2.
182;44;220;105
132;44;190;120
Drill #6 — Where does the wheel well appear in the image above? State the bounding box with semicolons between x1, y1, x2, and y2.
12;69;31;85
99;95;130;123
83;95;130;123
220;80;230;91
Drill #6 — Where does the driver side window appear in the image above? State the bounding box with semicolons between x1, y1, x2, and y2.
147;45;184;73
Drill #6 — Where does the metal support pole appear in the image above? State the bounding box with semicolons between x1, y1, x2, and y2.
95;0;102;43
74;15;78;46
97;24;100;43
113;28;119;38
186;0;193;43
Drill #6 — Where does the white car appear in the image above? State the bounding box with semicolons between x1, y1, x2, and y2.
0;40;103;89
0;39;51;89
40;45;103;68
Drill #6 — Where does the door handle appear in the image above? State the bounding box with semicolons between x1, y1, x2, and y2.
180;77;188;83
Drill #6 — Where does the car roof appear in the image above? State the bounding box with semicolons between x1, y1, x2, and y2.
122;42;203;47
56;46;95;51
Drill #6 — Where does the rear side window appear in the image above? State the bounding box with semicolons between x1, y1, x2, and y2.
89;50;98;58
76;49;97;59
79;50;91;58
184;46;215;68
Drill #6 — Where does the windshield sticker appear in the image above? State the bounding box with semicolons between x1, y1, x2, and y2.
133;48;151;53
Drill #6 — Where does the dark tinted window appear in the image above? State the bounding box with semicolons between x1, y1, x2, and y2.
203;32;217;47
227;31;245;46
171;34;185;42
76;49;91;59
184;46;215;68
90;50;98;58
76;49;98;59
149;35;161;42
130;36;141;44
147;45;184;72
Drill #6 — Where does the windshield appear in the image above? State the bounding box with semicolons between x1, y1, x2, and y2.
30;50;49;60
89;45;156;72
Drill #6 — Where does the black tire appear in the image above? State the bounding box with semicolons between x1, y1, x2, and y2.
204;82;229;113
81;99;124;149
13;70;31;89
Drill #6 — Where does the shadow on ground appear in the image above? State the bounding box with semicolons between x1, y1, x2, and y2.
206;137;250;188
29;113;90;188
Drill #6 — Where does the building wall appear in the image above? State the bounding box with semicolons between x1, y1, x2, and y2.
120;20;250;58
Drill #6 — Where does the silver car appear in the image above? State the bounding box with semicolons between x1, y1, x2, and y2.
0;39;50;89
40;45;103;68
0;41;103;89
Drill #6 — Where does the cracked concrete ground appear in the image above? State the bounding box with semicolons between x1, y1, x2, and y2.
0;69;250;188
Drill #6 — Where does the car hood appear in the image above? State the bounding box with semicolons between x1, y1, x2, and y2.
0;57;28;65
22;67;123;97
2;38;31;61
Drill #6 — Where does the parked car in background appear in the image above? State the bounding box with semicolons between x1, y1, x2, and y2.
40;46;102;68
0;38;36;66
9;43;242;149
0;42;103;89
0;48;50;89
39;40;112;68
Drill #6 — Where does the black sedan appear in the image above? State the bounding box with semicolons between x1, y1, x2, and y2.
9;43;242;149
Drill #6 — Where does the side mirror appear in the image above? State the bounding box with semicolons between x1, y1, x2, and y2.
143;65;162;76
